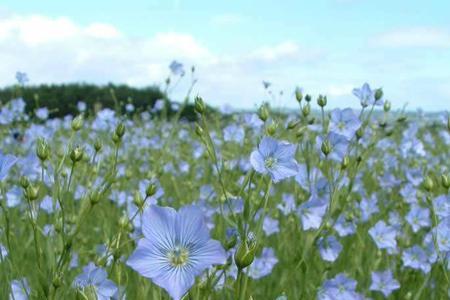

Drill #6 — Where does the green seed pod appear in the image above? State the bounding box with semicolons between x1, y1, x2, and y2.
375;88;383;101
258;104;269;122
423;176;434;192
234;237;257;270
383;100;391;112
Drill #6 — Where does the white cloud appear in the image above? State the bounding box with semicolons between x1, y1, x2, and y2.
210;13;243;26
372;27;450;48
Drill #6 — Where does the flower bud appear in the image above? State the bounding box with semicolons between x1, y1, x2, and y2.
341;156;350;170
70;146;84;163
258;104;269;122
383;100;391;112
112;133;121;144
305;94;312;102
94;139;103;153
133;191;144;209
36;137;50;162
295;87;303;103
20;176;30;189
441;174;450;189
234;234;257;270
25;184;39;201
423;176;434;192
317;95;327;108
195;123;204;137
115;122;126;138
119;215;130;230
194;96;206;114
71;114;84;131
321;139;332;156
89;189;101;205
287;120;299;130
146;183;157;198
302;103;311;117
266;122;277;136
296;126;306;139
375;88;383;101
356;127;364;140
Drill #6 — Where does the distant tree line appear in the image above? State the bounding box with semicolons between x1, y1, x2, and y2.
0;83;203;121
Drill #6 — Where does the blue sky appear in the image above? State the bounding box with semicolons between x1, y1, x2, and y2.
1;0;449;110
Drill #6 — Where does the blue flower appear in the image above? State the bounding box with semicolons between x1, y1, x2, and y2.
402;245;431;273
169;60;185;76
405;204;430;233
250;137;298;183
223;124;245;145
370;270;400;297
352;83;383;107
0;152;18;181
10;278;30;300
298;196;328;230
329;108;361;140
73;262;118;300
317;235;343;262
368;221;397;252
126;205;227;300
318;273;362;300
247;247;278;279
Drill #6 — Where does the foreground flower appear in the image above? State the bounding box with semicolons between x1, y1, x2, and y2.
127;205;227;300
250;137;298;183
73;262;118;300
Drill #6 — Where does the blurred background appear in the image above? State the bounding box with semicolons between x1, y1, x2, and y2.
0;0;449;111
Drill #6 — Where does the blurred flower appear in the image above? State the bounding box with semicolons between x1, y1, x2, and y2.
0;152;18;181
73;262;118;300
298;196;328;230
402;245;431;273
15;71;29;85
370;270;400;297
126;205;226;300
318;273;361;300
10;278;30;300
35;107;49;120
318;235;343;262
169;60;185;76
369;221;397;252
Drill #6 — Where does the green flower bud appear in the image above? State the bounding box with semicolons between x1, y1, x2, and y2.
441;174;450;189
341;156;350;170
375;88;383;101
94;139;103;153
296;126;306;139
383;100;391;112
356;127;364;140
71;114;84;131
258;107;269;123
25;184;39;201
287;120;299;130
266;122;277;136
52;272;62;288
234;235;257;270
305;94;312;102
146;183;157;198
317;95;327;108
70;146;84;163
115;122;126;138
302;103;311;117
423;176;434;192
119;215;130;230
133;191;144;209
194;96;206;114
89;189;101;205
36;137;50;161
321;139;332;156
195;123;204;137
112;132;121;144
295;87;303;103
19;176;30;189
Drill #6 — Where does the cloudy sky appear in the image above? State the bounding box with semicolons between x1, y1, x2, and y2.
1;0;449;110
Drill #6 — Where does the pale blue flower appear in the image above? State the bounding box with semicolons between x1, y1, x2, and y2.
370;270;400;297
250;137;298;183
0;152;18;181
126;205;226;300
73;262;118;300
329;108;361;140
369;221;397;251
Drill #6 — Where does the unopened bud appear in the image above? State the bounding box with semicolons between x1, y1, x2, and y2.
146;184;157;198
266;122;277;136
94;139;103;152
234;234;257;269
194;96;206;114
258;104;269;122
302;103;311;117
295;87;303;103
36;137;50;161
442;174;450;189
317;95;327;108
383;100;391;112
89;189;101;205
423;176;434;192
341;156;350;170
115;122;126;138
305;94;312;102
321;139;332;156
71;115;84;131
25;185;39;201
375;88;383;101
70;146;84;163
20;176;30;189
